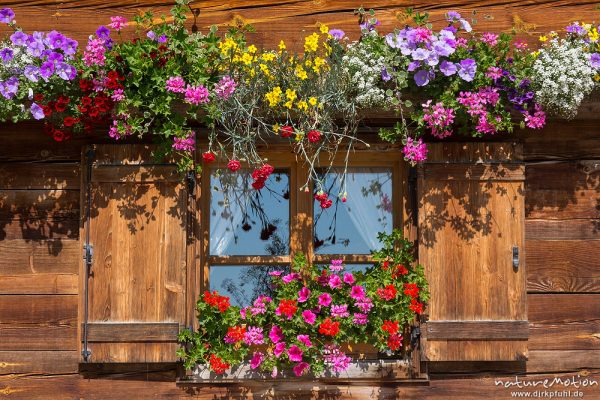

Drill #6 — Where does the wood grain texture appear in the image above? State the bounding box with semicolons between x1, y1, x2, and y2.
525;219;600;240
0;295;77;325
424;321;529;340
419;143;527;362
526;240;600;293
0;351;78;375
519;121;600;161
0;239;79;275
0;273;78;295
3;1;600;50
0;325;77;351
85;323;180;342
527;350;600;372
0;163;80;190
420;164;525;182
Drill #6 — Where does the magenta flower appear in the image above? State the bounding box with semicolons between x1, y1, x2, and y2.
111;89;125;102
282;272;301;284
165;76;186;93
293;362;310;377
302;310;316;325
343;272;355;285
287;345;303;362
353;313;368;325
297;287;311;303
109;16;128;31
328;274;342;289
83;38;106;66
481;32;499;46
240;308;247;320
172;131;196;153
243;326;264;345
250;352;264;369
486;66;503;80
184;84;209;105
330;304;349;318
524;104;546;129
355;297;374;313
269;270;283;277
214;75;237;100
350;285;366;300
329;259;344;272
297;334;312;348
318;293;332;307
274;342;286;358
402;137;428;163
269;325;284;343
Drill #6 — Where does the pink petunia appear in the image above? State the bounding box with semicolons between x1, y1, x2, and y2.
318;293;332;307
297;287;311;303
350;285;366;300
287;345;303;362
302;310;316;325
297;334;312;348
293;362;310;377
328;274;342;289
274;342;286;358
343;272;355;285
250;352;264;369
269;325;284;343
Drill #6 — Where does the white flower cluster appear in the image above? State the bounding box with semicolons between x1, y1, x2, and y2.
0;42;33;78
341;41;389;108
531;38;596;119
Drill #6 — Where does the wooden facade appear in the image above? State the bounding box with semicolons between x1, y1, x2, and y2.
1;2;600;399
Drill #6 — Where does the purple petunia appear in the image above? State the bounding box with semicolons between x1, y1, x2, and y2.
446;11;462;21
24;65;40;82
30;102;45;120
414;70;430;86
46;30;66;50
0;8;14;24
439;60;457;76
63;38;78;56
10;31;28;46
458;58;477;82
407;61;421;72
26;40;45;57
328;29;345;40
590;53;600;69
47;51;64;63
0;77;19;100
55;62;77;80
381;67;392;81
0;48;13;62
146;30;156;40
96;26;110;40
158;34;168;43
39;61;55;80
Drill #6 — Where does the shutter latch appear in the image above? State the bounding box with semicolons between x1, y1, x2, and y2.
512;246;519;271
186;170;196;196
83;244;93;273
410;326;421;349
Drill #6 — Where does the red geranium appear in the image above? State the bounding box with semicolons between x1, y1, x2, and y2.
203;290;230;312
63;117;76;127
225;326;246;343
42;105;52;117
387;333;403;350
382;320;399;335
314;192;333;209
202;152;216;163
251;164;274;190
307;129;321;143
33;94;44;102
227;159;241;172
209;354;230;374
409;298;424;314
81;96;92;106
318;318;340;337
403;283;419;298
377;284;398;301
392;264;409;278
276;299;298;319
280;125;293;138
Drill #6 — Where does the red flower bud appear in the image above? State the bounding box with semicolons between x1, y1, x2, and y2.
280;125;293;138
227;159;241;172
202;152;216;163
307;129;321;143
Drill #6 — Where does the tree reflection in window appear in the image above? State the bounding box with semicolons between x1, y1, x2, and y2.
314;168;393;254
210;169;290;256
210;265;290;307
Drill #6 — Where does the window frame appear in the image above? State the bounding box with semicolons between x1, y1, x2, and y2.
199;148;406;304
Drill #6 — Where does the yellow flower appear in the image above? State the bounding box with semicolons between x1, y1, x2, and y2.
295;65;308;80
272;123;280;134
241;52;253;65
259;63;270;76
278;40;286;51
249;68;256;77
589;28;599;43
323;41;332;56
531;51;540;58
295;131;304;142
312;56;326;73
595;74;600;82
304;59;313;67
297;100;308;111
549;31;558;38
286;89;297;101
538;35;548;42
304;33;319;53
319;24;329;34
265;86;282;107
261;52;276;62
248;44;257;54
284;100;294;109
219;37;238;56
308;97;317;106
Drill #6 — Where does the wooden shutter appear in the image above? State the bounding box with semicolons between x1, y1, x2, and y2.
418;143;528;361
80;145;190;363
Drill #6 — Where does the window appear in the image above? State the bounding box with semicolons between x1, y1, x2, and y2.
201;152;403;307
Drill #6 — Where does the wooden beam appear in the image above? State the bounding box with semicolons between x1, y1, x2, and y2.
525;219;600;240
84;323;181;342
420;164;525;182
424;321;530;340
91;165;183;183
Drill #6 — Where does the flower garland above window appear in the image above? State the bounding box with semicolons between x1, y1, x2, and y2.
1;1;599;199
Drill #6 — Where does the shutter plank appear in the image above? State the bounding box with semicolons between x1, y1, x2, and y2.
85;323;180;342
425;321;529;340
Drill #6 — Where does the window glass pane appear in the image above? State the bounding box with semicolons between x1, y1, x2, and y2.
314;168;393;254
210;170;290;256
210;265;289;307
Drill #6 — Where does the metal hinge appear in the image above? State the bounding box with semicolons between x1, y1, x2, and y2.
186;170;196;196
410;326;421;349
512;246;519;271
83;244;93;272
